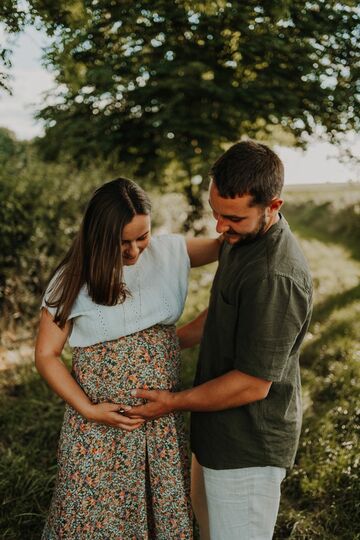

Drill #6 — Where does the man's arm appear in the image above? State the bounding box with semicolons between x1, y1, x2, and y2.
125;370;271;419
177;309;208;349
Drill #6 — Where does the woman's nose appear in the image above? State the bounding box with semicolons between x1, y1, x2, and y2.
128;241;140;257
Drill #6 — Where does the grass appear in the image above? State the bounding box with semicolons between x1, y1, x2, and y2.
275;297;360;539
1;186;360;538
0;367;64;539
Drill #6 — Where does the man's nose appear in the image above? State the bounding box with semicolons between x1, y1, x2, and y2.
215;217;230;234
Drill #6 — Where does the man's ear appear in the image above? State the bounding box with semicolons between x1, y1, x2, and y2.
269;198;283;212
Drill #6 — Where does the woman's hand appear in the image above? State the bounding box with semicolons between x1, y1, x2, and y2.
85;402;145;431
36;310;144;432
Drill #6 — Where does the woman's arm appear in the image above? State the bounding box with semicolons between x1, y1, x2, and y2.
177;309;208;349
186;236;224;267
35;309;144;431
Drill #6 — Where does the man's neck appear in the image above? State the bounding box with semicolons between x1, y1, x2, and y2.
263;212;280;235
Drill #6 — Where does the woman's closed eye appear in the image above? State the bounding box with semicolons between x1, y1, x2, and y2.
122;233;149;245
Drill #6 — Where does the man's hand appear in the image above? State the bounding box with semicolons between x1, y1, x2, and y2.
125;389;175;420
126;370;271;419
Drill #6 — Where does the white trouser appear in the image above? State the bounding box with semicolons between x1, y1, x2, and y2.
192;455;286;540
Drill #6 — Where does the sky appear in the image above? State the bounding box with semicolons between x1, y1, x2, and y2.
0;26;359;185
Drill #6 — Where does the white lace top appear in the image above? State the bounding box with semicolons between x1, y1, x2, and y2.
42;234;190;347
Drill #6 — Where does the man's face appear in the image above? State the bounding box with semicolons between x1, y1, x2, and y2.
209;181;271;245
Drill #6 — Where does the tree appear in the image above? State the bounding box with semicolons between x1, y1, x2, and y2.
0;127;19;162
2;1;359;220
0;1;27;91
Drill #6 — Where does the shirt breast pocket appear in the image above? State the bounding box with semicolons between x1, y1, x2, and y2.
216;293;237;361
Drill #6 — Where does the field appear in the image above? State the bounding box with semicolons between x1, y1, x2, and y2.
1;183;360;539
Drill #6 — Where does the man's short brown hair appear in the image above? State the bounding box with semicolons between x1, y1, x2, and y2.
210;140;284;206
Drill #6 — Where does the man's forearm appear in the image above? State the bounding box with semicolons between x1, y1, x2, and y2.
177;309;208;349
169;369;271;412
128;369;272;420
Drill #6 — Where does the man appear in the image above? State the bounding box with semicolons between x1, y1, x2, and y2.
127;140;313;539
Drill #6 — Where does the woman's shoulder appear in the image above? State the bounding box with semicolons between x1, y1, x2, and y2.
149;233;187;256
146;234;190;276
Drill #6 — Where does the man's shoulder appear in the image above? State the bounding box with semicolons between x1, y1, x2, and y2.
218;216;312;294
268;220;312;290
234;221;311;292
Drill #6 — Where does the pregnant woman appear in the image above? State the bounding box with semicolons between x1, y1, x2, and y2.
35;177;221;539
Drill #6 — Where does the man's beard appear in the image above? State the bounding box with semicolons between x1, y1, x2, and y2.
225;212;267;245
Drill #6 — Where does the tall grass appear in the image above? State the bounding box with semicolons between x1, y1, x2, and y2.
0;365;64;538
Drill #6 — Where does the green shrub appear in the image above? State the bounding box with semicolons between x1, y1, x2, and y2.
284;198;360;261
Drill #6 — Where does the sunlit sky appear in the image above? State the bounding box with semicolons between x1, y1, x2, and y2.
1;27;359;185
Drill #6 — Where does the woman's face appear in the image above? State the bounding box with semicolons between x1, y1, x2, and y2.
121;214;151;265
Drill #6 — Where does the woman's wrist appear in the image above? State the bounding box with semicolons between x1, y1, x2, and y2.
77;400;96;420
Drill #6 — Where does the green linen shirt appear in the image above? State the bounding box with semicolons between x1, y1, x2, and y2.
190;215;313;469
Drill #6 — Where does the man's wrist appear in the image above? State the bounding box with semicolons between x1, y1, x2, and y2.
168;389;188;412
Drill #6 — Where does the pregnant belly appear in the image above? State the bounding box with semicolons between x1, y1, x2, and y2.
71;324;181;404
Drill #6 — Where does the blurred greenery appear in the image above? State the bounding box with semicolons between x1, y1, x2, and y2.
283;186;360;262
0;366;65;538
0;1;27;91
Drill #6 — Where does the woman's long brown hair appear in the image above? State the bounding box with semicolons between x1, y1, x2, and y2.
45;177;151;327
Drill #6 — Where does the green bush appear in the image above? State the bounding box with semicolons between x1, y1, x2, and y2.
284;198;360;261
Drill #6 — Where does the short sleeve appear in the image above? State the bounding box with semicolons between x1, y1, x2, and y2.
41;271;61;318
40;270;85;321
234;274;312;382
155;234;190;309
170;234;190;303
172;234;191;271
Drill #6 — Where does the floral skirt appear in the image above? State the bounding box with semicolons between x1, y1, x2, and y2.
42;325;193;540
